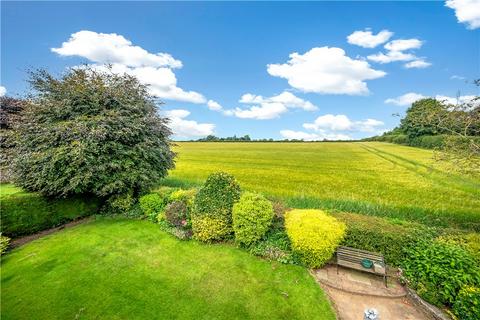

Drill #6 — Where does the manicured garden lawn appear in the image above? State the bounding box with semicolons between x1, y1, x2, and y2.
1;218;336;320
166;142;480;230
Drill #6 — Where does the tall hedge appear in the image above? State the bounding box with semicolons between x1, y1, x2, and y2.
13;67;175;198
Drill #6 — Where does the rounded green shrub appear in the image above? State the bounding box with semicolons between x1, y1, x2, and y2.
192;172;241;241
453;286;480;320
285;209;346;268
169;189;196;208
401;240;480;307
139;193;165;219
192;216;231;242
232;192;274;245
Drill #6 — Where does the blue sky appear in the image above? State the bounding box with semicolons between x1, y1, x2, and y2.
1;1;479;140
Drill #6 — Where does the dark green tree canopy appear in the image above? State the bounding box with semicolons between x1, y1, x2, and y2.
400;98;448;138
14;67;175;198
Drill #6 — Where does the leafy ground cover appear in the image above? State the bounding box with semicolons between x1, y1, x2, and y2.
165;142;480;230
0;218;336;320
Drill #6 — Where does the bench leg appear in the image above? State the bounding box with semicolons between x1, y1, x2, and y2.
384;275;388;288
336;264;339;275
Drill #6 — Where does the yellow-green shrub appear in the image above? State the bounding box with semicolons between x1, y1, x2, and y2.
232;192;274;245
285;209;346;268
169;189;196;208
1;233;10;255
192;216;231;242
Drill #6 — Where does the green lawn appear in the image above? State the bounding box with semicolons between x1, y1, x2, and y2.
1;218;335;320
165;142;480;230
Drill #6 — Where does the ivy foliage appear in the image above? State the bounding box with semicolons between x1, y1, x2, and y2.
13;67;175;198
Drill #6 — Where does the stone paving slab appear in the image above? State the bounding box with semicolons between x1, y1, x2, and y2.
312;265;433;320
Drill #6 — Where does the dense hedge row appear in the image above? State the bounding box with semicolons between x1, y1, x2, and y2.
0;192;99;237
332;212;437;266
369;134;480;150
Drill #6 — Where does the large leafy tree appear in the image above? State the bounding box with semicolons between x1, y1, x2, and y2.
400;98;448;138
13;67;175;198
0;96;25;183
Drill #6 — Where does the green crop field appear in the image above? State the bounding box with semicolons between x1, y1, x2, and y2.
164;142;480;231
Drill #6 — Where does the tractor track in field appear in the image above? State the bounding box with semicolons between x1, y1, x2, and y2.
359;144;480;196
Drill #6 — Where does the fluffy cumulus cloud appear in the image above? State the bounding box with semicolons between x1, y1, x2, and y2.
280;114;385;141
303;114;385;133
0;86;6;97
347;29;393;48
384;39;423;52
207;100;223;111
366;36;431;69
404;59;432;69
385;92;426;106
280;130;351;141
446;0;480;29
229;91;318;120
52;31;206;104
385;92;478;106
164;109;215;138
267;47;386;95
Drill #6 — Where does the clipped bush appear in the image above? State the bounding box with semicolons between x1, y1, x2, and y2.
453;286;480;320
192;172;241;241
401;240;480;307
139;193;166;219
165;201;190;229
285;209;346;268
333;212;436;266
192;216;231;242
437;232;480;263
1;233;10;255
232;192;274;245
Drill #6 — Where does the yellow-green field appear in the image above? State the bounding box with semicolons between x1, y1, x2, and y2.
164;142;480;231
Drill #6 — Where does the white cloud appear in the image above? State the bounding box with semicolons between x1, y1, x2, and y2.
303;114;384;132
52;30;182;68
230;91;318;120
280;130;352;141
446;0;480;29
207;100;223;111
347;29;393;48
435;95;478;105
164;109;215;138
303;114;353;131
367;51;416;63
404;59;432;69
385;92;426;106
385;92;478;106
368;38;429;67
0;86;6;97
450;75;466;80
267;47;386;95
52;31;206;104
384;39;423;51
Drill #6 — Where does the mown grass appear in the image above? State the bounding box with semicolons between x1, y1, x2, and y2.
164;142;480;231
1;218;335;320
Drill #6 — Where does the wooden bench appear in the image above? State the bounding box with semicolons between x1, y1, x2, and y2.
336;246;387;287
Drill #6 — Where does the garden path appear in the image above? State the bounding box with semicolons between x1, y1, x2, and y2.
312;265;433;320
